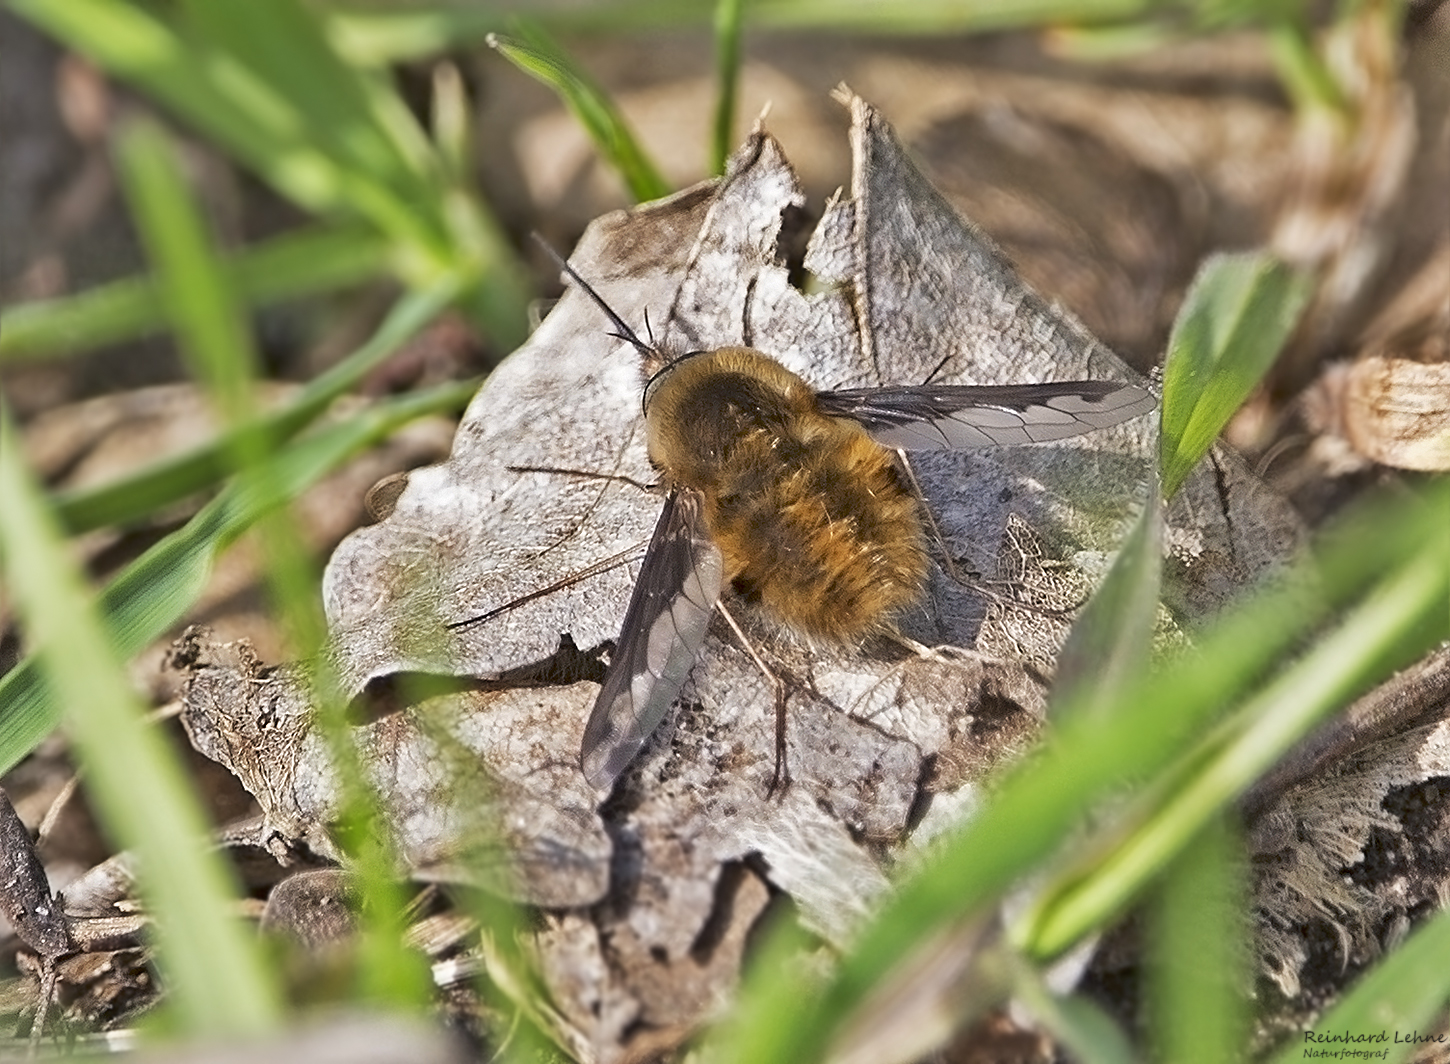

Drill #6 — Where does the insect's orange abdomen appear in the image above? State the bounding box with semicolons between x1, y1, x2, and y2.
646;347;928;642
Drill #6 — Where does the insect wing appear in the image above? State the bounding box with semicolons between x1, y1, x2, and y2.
580;490;724;790
816;380;1155;450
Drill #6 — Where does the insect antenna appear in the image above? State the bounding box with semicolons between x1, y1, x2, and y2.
921;354;952;386
532;233;654;358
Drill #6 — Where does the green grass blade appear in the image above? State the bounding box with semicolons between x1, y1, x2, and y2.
1160;253;1313;497
9;0;365;220
0;410;284;1037
329;4;714;65
1011;973;1136;1064
0;225;389;365
1146;814;1248;1064
432;61;474;186
52;280;458;533
9;0;530;350
1016;518;1449;958
179;0;446;252
21;85;469;1001
712;0;746;174
116;120;262;423
181;0;530;349
1049;489;1163;721
488;26;671;202
328;1;1172;63
1266;17;1349;115
0;378;478;776
745;0;1157;32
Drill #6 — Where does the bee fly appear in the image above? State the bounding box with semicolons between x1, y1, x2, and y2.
458;238;1155;793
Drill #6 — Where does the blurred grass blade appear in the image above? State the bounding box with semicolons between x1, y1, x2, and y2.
1267;17;1348;115
329;2;1170;57
1146;814;1247;1064
433;61;474;185
178;0;446;254
1011;975;1136;1064
330;8;503;64
488;26;671;202
712;905;818;1063
822;913;1002;1064
9;0;416;231
0;378;477;776
8;0;529;349
116;113;330;665
180;0;530;348
1046;21;1179;59
117;115;436;1006
117;120;261;425
1017;518;1449;958
1050;489;1163;722
1265;906;1450;1064
53;280;459;533
718;477;1449;1064
743;0;1158;33
330;6;712;65
0;410;283;1037
0;225;389;365
1160;252;1313;497
187;0;435;174
712;0;746;174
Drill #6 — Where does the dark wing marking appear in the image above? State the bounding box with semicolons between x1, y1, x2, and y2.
579;489;723;791
815;380;1156;450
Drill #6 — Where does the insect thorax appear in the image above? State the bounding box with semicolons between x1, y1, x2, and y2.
646;346;929;642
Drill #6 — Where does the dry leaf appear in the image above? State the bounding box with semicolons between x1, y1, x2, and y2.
1315;355;1450;471
1243;646;1450;1010
177;629;611;910
1302;243;1450;472
180;91;1304;1059
1251;717;1450;1000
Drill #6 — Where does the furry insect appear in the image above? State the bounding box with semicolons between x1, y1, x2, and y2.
463;240;1155;793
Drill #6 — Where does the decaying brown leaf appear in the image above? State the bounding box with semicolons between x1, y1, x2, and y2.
1251;717;1450;1000
1241;646;1450;1011
1310;355;1450;471
1302;243;1450;472
178;91;1305;1059
177;628;611;910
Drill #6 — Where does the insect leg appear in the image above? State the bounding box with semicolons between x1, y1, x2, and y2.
446;540;647;631
716;600;791;798
505;464;658;495
449;455;660;631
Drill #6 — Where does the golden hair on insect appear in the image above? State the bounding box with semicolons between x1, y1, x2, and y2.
644;345;928;643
